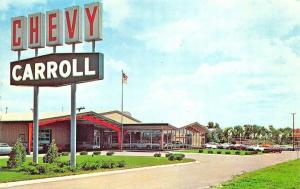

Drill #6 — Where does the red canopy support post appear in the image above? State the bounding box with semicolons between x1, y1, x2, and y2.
118;130;121;150
28;123;33;154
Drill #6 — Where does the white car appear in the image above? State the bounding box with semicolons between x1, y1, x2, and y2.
164;141;184;149
0;143;12;155
220;143;231;149
247;145;264;151
205;142;218;149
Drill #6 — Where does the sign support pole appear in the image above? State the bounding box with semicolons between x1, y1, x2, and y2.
33;48;39;164
121;70;124;151
70;43;77;167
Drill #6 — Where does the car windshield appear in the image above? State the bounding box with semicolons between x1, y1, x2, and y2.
0;143;9;147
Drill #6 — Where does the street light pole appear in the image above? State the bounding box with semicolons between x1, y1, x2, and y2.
291;113;296;151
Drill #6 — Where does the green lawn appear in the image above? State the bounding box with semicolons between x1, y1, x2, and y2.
178;149;263;155
0;155;194;183
217;159;300;189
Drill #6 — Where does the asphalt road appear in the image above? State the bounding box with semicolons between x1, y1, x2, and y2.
1;151;299;189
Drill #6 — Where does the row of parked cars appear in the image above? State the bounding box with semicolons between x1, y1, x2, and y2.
204;142;294;152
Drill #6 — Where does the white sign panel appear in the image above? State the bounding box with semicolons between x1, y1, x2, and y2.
28;13;45;49
65;6;82;44
46;9;63;46
84;2;103;42
11;16;27;51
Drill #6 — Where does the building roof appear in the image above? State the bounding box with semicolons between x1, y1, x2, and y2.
179;122;208;133
0;112;70;122
0;110;141;124
98;110;141;123
124;123;176;130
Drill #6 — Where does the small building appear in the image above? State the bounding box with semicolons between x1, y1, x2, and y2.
0;110;207;151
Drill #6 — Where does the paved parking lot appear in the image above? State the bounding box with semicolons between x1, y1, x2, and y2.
1;151;299;189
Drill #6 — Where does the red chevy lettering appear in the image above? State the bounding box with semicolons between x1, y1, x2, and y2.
13;20;21;46
48;13;57;41
30;16;39;44
85;6;98;36
66;9;78;38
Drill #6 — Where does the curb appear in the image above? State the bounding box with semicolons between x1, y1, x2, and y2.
0;161;198;188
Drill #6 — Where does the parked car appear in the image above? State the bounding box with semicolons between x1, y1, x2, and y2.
205;142;218;149
164;141;184;149
229;144;247;150
246;145;264;151
219;143;231;149
0;143;12;155
278;145;293;151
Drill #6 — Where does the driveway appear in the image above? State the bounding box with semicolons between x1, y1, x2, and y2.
1;151;299;189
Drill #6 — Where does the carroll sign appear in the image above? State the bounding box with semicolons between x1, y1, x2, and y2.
10;53;103;86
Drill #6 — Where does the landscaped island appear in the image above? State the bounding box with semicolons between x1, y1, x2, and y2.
216;159;300;188
0;154;194;183
0;139;194;183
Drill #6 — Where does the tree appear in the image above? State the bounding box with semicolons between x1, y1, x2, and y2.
232;125;244;139
7;138;26;168
43;140;59;163
223;127;233;142
214;123;220;129
269;125;280;144
208;122;214;129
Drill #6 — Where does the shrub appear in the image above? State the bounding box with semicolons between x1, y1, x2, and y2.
225;151;231;155
106;151;114;156
93;151;101;155
174;154;185;161
168;155;175;161
154;153;161;157
208;150;214;154
19;165;39;175
7;138;27;168
80;151;88;155
53;167;66;173
61;152;69;156
116;161;126;168
28;162;37;166
101;161;116;169
101;161;110;168
235;151;241;155
165;153;172;157
217;151;222;154
67;166;79;172
56;161;69;167
36;164;49;174
43;140;59;163
198;149;203;153
81;162;99;170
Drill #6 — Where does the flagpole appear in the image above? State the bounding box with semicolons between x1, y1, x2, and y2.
121;70;124;151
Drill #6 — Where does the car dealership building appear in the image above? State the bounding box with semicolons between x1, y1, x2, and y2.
0;110;207;152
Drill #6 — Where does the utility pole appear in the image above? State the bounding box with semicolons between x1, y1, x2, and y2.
291;113;296;151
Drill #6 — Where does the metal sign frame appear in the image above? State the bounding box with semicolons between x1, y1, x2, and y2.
10;2;103;167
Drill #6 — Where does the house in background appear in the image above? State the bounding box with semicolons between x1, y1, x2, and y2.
0;110;207;152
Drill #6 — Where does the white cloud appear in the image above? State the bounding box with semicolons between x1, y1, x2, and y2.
106;57;129;72
138;56;300;127
0;0;47;11
103;0;130;28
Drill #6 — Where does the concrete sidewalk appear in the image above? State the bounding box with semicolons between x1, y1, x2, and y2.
0;151;299;189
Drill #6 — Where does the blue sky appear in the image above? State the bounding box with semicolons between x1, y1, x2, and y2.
0;0;299;128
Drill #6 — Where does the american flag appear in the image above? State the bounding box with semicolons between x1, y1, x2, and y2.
122;72;128;84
